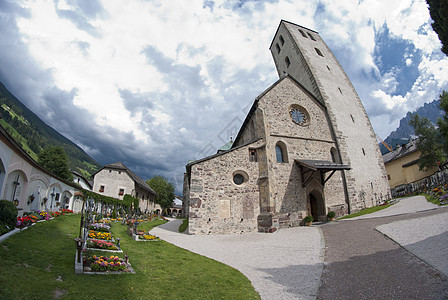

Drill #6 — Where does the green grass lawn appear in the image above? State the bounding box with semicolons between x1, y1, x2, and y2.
136;219;168;232
422;193;448;205
0;214;259;299
338;203;394;220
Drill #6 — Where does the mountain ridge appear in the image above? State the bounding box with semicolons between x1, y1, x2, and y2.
0;81;101;178
380;100;443;154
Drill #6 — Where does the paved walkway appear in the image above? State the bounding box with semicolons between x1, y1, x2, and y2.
151;196;448;299
151;221;324;299
319;196;448;299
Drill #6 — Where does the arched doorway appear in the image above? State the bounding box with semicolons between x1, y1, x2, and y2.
307;190;324;222
309;194;318;221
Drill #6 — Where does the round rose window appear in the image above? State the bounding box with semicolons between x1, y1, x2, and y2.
289;105;309;126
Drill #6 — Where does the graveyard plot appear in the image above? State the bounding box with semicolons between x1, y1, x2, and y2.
0;214;259;299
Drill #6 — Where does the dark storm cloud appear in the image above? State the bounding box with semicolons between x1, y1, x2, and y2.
40;85;171;182
119;89;154;118
141;45;205;90
0;1;53;114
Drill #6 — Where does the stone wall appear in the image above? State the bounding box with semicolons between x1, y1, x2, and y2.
187;140;263;234
257;77;347;218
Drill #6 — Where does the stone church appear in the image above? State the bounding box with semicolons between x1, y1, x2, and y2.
183;20;390;234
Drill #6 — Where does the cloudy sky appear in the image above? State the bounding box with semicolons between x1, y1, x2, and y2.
1;0;447;193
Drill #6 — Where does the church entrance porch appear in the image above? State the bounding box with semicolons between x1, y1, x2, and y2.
308;191;324;222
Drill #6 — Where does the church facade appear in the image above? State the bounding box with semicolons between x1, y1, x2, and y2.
183;20;390;234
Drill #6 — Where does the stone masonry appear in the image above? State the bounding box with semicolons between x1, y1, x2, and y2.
184;20;390;234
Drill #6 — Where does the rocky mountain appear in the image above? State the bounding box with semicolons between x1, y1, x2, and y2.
0;81;101;178
379;100;443;154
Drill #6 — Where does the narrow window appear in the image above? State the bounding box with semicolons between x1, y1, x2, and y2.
330;147;340;163
285;56;291;67
249;149;257;162
99;185;105;192
387;174;391;180
362;148;365;156
350;114;355;122
299;29;307;38
275;145;284;162
276;43;280;54
327;65;331;71
109;170;111;173
315;48;324;57
279;35;285;45
118;171;121;174
119;188;124;195
338;87;342;94
308;32;316;41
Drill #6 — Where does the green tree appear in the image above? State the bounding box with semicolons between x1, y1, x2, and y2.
427;0;448;55
437;90;448;154
38;145;73;182
146;176;175;212
409;114;444;171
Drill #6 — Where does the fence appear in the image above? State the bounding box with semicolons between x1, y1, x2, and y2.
391;168;448;198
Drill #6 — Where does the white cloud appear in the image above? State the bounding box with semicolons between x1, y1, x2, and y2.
3;0;448;192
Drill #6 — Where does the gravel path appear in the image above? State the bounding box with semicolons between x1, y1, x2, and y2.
151;220;324;300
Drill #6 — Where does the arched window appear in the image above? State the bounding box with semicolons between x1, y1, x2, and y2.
275;145;284;162
275;141;288;163
330;147;340;163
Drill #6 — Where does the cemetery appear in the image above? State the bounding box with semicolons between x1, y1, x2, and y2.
0;194;259;299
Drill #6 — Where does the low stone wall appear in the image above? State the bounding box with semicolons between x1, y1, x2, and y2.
257;212;303;233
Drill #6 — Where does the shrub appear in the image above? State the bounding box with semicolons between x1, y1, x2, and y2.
179;219;188;233
303;215;314;223
0;223;10;235
0;200;18;231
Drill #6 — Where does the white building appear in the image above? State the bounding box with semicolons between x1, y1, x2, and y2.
0;125;79;214
92;162;157;213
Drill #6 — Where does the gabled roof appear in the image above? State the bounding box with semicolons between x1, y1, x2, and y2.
96;162;156;195
383;139;418;165
187;138;262;168
233;74;327;147
269;20;319;51
71;170;93;189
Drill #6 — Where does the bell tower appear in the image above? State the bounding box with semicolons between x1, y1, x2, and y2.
270;20;390;212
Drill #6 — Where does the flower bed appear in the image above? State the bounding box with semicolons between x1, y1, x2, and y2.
16;215;38;228
140;234;160;241
37;210;51;221
89;223;111;232
88;230;113;240
86;239;121;252
86;255;128;272
80;253;135;274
